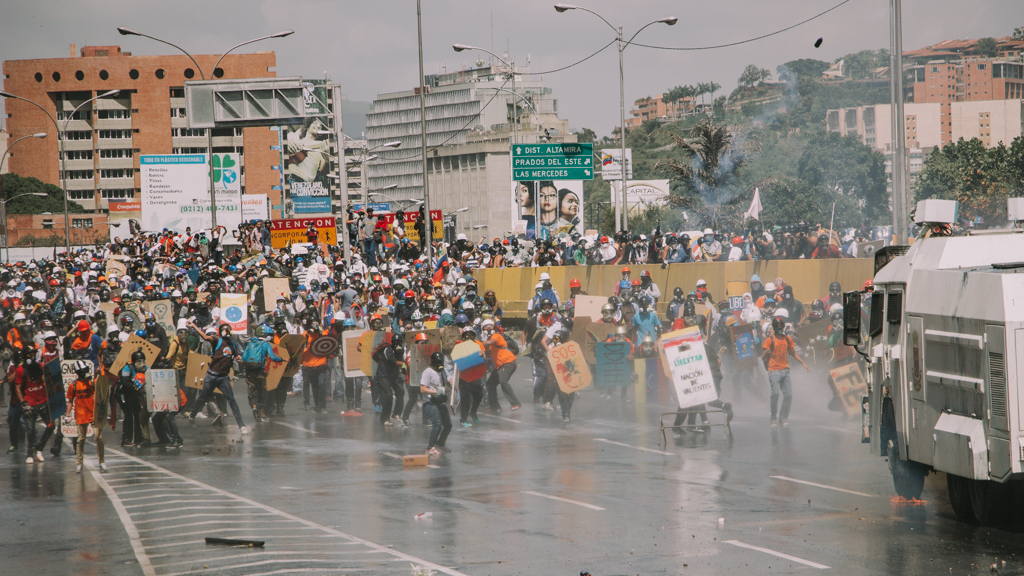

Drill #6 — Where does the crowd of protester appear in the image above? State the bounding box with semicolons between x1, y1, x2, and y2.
1;207;865;468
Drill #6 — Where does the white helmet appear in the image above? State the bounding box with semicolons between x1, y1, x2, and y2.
773;308;790;319
13;313;26;321
176;319;188;331
42;331;58;340
764;282;776;292
703;228;714;236
457;233;468;241
539;272;551;281
480;318;495;329
171;289;182;298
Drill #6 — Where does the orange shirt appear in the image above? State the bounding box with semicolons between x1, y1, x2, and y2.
488;334;516;368
66;378;96;425
762;334;795;371
301;330;329;367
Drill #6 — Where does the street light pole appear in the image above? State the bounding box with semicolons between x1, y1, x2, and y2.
0;133;48;263
417;0;433;263
554;5;676;233
117;27;293;234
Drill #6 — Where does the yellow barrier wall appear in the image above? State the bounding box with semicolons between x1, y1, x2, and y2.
475;259;875;318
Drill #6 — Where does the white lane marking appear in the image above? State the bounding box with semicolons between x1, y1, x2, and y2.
770;475;875;498
151;549;387;567
118;488;208;497
381;451;440;468
477;412;521;424
594;438;673;456
724;540;830;569
522;490;605;511
138;519;296;532
125;501;241;509
145;540;205;551
103;448;470;576
105;481;192;487
133;512;274;524
160;558;405;576
275;422;316;433
85;463;156;576
140;526;321;540
228;569;366;576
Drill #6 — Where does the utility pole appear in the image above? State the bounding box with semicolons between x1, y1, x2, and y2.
417;0;432;262
889;0;909;243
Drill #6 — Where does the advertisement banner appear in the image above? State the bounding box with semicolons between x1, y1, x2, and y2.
511;180;584;240
600;149;633;180
108;201;141;238
219;293;248;334
140;153;242;235
269;217;337;249
242;194;270;222
284;80;332;215
375;210;443;242
625;180;671;212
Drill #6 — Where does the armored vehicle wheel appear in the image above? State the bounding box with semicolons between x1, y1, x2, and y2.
887;437;925;499
946;473;974;523
968;479;1008;526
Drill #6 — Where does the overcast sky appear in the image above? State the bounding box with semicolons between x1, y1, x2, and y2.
2;0;1022;137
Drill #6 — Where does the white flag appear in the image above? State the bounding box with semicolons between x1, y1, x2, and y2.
744;187;763;221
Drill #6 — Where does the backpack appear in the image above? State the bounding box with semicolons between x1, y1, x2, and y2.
501;333;520;356
241;340;263;364
102;342;121;369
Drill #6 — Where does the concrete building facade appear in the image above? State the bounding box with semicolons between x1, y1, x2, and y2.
2;45;279;215
950;99;1024;147
365;63;572;237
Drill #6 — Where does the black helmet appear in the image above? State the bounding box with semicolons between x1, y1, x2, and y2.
391;333;404;347
682;301;696;318
771;316;786;335
131;350;146;364
812;299;825;312
608;296;621;308
673;287;684;298
553;329;571;343
829;281;842;294
638;295;652;308
540;297;554;311
430;352;444;369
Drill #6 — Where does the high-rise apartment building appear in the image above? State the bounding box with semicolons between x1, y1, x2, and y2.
365;63;571;237
2;45;279;214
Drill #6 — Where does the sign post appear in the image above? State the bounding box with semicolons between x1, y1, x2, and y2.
512;143;595;181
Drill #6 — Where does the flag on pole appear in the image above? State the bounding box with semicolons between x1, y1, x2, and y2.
744;187;763;221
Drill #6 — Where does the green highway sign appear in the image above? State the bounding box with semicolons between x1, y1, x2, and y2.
512;142;594;181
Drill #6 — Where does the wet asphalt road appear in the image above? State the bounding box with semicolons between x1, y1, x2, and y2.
3;358;1023;576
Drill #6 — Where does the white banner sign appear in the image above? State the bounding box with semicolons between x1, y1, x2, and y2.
242;193;270;222
600;149;633;180
141;153;242;236
219;293;248;334
661;327;719;409
625;180;671;211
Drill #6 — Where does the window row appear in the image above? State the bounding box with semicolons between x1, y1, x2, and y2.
56;110;88;121
172;128;207;137
100;149;133;159
60;150;93;161
62;170;93;180
100;169;134;179
97;109;131;119
99;129;131;139
172;147;207;154
33;68;225;83
101;189;135;199
71;218;94;228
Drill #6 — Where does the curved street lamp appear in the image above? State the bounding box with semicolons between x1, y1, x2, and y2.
116;27;293;230
0;131;47;260
554;5;676;232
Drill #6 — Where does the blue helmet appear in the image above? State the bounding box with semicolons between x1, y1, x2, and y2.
454;314;469;326
135;329;147;338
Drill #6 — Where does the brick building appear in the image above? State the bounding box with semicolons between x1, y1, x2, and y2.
903;36;1024;144
627;94;695;128
2;45;280;216
5;212;110;246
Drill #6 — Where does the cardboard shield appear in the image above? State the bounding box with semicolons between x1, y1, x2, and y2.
547;341;592;393
594;341;633;387
111;335;161;375
277;335;307;378
829;362;869;416
573;295;607;323
146;369;180;412
407;330;442;389
359;331;387;378
266;347;291;392
145;299;176;338
797;320;832;366
451;340;487;382
184;352;211;390
728;323;758;370
263;278;291;311
342;330;366;378
583;322;617;365
661;327;719;409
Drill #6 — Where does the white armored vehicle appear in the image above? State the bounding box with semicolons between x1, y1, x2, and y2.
845;199;1024;525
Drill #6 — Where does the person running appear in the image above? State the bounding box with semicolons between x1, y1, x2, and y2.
16;357;50;464
188;325;248;435
66;360;107;473
241;325;284;422
762;316;810;427
480;319;520;413
420;352;452;455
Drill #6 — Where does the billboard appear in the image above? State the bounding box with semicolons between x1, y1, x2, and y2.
108;201;141;239
283;80;332;215
625;180;671;212
600;149;633;180
270;217;338;249
511;180;584;240
376;210;443;241
242;194;270;222
140;153;242;235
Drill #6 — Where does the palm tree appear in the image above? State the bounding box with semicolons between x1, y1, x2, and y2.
654;119;750;227
708;82;722;115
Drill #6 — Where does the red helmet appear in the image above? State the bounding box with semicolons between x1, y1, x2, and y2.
405;290;415;299
569;279;582;289
76;319;91;332
621;267;631;274
49;279;60;287
863;279;874;291
631;279;641;287
640;270;650;278
414;332;429;342
600;236;609;243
